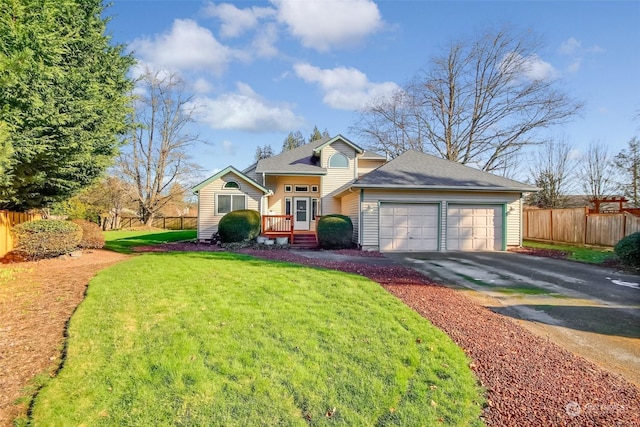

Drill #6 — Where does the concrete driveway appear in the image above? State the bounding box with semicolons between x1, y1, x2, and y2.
384;251;640;386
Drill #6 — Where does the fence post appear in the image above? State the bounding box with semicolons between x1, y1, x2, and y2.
550;209;553;241
180;217;184;230
584;206;589;245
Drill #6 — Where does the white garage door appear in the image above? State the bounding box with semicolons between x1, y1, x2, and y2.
446;205;503;251
379;204;439;251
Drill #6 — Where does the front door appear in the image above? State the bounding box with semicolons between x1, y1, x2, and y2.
293;197;310;230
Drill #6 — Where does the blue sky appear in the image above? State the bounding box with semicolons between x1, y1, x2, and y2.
106;0;640;180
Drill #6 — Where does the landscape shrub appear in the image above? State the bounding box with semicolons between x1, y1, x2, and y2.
72;219;105;249
614;232;640;268
317;214;353;249
12;220;82;260
218;210;261;243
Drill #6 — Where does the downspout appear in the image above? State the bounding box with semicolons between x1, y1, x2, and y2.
359;189;364;248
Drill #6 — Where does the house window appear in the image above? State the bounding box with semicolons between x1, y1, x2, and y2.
312;198;318;220
216;194;246;215
284;185;292;193
294;185;309;192
223;181;239;189
329;153;349;168
285;197;292;215
311;185;319;192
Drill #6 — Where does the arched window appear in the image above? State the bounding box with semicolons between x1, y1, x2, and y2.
223;181;239;189
329;153;349;168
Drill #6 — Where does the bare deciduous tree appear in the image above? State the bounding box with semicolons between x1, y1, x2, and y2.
118;69;201;225
353;26;582;171
527;138;577;208
579;142;616;209
614;137;640;207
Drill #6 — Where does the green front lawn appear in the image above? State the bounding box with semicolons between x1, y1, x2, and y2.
523;240;616;264
29;252;483;426
103;229;196;253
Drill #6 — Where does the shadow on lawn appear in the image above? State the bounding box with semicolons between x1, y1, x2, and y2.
490;304;640;339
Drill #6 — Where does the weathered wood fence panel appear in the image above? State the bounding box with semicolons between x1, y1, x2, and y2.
524;208;640;247
120;216;197;230
0;211;42;257
586;215;623;246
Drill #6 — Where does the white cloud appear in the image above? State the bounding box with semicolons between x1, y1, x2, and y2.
294;63;400;110
559;37;581;55
251;23;279;58
130;19;234;75
521;54;558;80
502;52;558;81
272;0;383;51
192;82;304;132
204;2;276;38
193;78;214;94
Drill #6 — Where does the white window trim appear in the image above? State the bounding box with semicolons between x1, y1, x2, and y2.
284;185;292;193
285;197;292;216
311;185;319;192
294;185;309;192
312;198;319;220
215;194;246;215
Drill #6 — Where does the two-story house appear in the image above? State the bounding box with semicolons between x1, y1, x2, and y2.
192;135;536;252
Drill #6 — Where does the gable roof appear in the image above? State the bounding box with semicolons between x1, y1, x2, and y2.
353;150;538;192
311;134;363;155
191;165;270;194
254;134;365;175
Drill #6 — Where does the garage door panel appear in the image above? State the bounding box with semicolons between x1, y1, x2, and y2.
447;205;502;251
379;203;439;251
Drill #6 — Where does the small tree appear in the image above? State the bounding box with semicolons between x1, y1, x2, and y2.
527;139;576;208
579;142;616;210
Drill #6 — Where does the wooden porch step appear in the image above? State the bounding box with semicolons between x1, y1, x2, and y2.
291;234;318;248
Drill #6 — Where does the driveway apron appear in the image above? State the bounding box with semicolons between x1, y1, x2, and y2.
384;251;640;387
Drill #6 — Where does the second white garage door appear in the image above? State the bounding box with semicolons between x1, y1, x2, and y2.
379;203;439;251
446;205;503;251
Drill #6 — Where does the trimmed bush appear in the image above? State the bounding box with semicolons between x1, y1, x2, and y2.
218;210;261;243
614;232;640;268
317;214;353;249
12;220;82;259
72;219;105;249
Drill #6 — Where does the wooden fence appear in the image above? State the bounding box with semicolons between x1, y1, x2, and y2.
0;210;42;257
119;216;197;230
523;208;640;247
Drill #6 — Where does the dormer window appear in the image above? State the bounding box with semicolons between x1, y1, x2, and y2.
329;153;349;168
223;181;240;189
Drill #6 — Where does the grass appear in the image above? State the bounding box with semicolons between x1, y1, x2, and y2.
103;229;196;253
523;240;616;264
29;252;483;426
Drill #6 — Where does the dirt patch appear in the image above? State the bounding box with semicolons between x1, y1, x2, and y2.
0;250;129;426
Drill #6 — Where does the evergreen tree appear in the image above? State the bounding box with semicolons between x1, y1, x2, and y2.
255;144;274;161
0;0;133;210
309;125;330;142
614;137;640;207
281;131;305;152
